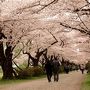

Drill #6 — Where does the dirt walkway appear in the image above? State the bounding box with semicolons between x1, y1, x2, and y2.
0;71;85;90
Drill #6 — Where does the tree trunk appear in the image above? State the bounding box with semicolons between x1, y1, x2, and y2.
2;60;13;79
33;59;39;67
0;42;14;79
0;42;6;79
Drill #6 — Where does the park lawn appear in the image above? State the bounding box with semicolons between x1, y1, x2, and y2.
0;73;3;79
81;73;90;90
0;74;46;85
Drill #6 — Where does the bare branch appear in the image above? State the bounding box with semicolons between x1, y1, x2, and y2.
59;38;64;48
12;61;23;71
76;12;89;31
12;48;22;60
85;0;90;4
35;0;59;13
47;30;58;43
59;22;90;35
10;0;59;14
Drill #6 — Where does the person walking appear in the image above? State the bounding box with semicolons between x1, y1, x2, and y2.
80;64;85;74
52;57;61;82
64;62;70;74
45;60;53;82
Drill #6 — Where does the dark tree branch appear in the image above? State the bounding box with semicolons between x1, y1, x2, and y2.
85;0;90;4
11;0;59;14
12;48;22;60
59;38;64;48
12;61;23;71
35;0;59;13
47;30;58;46
21;41;35;61
59;22;90;35
76;12;89;31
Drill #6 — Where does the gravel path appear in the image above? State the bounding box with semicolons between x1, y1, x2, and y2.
0;71;85;90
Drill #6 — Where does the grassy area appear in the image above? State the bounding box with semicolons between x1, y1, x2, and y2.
81;73;90;90
0;74;46;85
0;66;46;85
0;73;3;78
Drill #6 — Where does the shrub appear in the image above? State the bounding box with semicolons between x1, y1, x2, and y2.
17;66;45;79
17;68;34;79
59;65;64;73
86;62;90;73
32;66;45;77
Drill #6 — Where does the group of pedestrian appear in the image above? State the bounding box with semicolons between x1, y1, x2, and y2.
44;55;61;82
44;58;86;83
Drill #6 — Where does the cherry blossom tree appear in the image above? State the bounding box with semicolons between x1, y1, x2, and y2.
0;0;90;79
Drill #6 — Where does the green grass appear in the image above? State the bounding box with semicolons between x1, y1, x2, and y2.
0;74;46;85
81;73;90;90
0;73;3;78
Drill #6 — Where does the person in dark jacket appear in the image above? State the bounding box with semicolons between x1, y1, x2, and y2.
45;60;53;82
64;62;70;74
52;58;60;82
